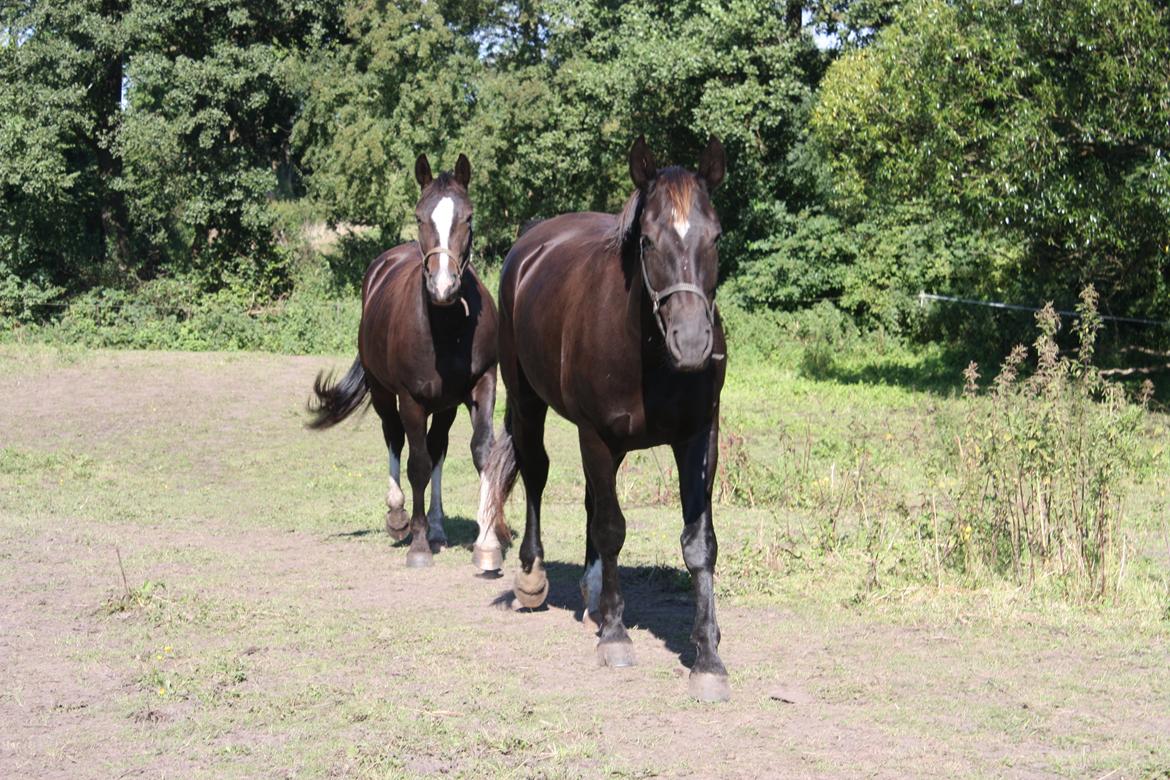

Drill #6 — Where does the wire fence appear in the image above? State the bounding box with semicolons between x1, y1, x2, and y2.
917;291;1170;328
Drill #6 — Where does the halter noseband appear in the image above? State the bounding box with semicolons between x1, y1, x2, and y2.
422;245;472;280
639;244;715;339
421;244;473;315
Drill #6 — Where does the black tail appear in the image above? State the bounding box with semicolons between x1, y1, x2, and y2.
307;356;369;430
477;411;519;543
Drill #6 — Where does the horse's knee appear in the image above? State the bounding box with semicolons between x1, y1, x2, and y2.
681;525;716;572
407;450;431;489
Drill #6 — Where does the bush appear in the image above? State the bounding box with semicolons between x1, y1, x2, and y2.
944;287;1154;599
726;211;854;310
0;262;63;324
5;278;360;355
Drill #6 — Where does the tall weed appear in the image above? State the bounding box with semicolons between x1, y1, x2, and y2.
947;287;1153;599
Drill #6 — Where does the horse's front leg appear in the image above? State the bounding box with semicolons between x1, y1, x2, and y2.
424;407;457;549
466;370;503;572
672;414;729;702
398;395;434;568
578;428;634;667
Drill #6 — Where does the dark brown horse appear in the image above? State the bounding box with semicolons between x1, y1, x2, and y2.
476;137;730;701
310;153;508;569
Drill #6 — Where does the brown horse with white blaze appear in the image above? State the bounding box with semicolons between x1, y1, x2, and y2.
476;136;731;701
309;153;508;569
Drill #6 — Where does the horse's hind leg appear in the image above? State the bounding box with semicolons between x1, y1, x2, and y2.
672;415;729;702
511;390;550;608
580;485;602;630
397;395;435;568
425;407;457;549
371;390;409;540
578;427;634;667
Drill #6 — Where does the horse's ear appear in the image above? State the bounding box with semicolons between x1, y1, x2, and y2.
454;153;471;189
698;135;725;190
415;153;433;189
628;135;657;189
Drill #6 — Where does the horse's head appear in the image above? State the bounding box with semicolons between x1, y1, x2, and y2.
414;153;473;308
626;135;725;372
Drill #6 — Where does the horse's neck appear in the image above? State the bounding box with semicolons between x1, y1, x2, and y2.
617;240;665;362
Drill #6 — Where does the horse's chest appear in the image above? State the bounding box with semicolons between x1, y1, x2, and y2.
642;376;718;439
407;341;473;400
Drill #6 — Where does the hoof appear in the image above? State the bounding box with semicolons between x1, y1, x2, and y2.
385;508;410;541
513;566;548;609
472;544;503;573
596;640;636;668
688;672;731;703
405;548;434;568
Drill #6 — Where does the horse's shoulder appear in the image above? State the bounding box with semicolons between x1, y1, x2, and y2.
362;242;420;302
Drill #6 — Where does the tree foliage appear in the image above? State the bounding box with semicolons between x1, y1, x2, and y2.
812;0;1170;321
294;0;819;261
2;0;1169;344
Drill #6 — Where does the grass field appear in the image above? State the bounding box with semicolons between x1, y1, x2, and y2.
1;344;1168;778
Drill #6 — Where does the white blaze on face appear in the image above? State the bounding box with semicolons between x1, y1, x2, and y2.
673;207;690;240
430;196;457;298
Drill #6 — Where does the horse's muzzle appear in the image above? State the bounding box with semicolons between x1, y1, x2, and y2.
666;315;714;372
426;274;461;307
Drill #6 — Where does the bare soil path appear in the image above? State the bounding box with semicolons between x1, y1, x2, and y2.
1;346;1167;778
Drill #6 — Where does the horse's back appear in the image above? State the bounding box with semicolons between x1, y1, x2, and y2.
498;211;635;423
500;212;616;313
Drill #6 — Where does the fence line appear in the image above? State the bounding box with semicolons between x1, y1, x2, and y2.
917;291;1170;328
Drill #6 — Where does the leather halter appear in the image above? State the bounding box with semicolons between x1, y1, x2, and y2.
421;244;473;315
639;243;715;338
422;245;472;279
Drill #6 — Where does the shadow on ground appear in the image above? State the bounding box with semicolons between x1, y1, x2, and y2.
807;345;970;397
491;559;698;667
329;515;480;548
336;516;701;665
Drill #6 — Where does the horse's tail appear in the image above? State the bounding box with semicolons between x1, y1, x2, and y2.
478;410;519;543
306;356;369;430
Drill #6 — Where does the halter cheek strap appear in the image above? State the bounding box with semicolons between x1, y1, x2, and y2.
639;250;715;339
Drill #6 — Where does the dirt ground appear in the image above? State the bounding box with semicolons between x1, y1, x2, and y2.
1;346;1168;778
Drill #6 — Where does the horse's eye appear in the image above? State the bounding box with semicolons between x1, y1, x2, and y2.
465;215;473;224
713;232;723;244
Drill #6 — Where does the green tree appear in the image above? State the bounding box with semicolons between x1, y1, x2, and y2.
1;0;131;307
291;1;483;251
1;0;342;305
295;0;824;266
812;0;1170;319
118;0;341;291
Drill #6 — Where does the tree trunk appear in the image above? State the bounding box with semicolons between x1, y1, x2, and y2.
785;1;803;39
92;0;132;278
